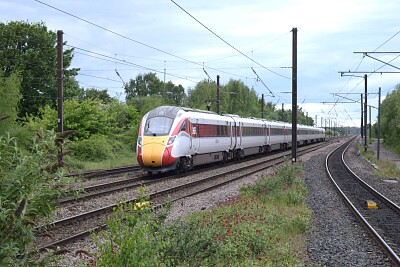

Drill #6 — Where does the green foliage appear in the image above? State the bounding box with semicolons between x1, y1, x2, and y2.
249;161;304;196
25;99;140;141
380;85;400;154
125;72;162;98
0;129;74;266
360;144;400;179
89;160;309;266
84;88;112;104
23;99;140;170
24;105;57;133
106;99;140;132
223;79;260;117
64;76;85;100
92;189;173;267
0;20;78;117
163;81;187;106
69;135;114;161
187;80;217;110
160;160;309;266
127;95;167;118
0;72;21;135
63;99;111;140
124;72;187;107
186;78;315;124
68;153;136;171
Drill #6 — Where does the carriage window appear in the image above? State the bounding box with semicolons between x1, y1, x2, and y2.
144;116;173;136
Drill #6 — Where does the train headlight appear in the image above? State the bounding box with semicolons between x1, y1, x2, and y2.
137;136;142;146
167;136;176;146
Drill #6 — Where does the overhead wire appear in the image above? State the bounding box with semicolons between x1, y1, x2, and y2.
32;0;297;97
67;44;201;83
35;0;256;82
169;0;290;80
68;42;255;81
330;29;400;117
373;28;400;52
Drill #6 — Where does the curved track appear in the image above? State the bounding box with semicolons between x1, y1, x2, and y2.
326;138;400;266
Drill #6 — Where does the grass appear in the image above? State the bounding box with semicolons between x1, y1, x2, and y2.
62;151;137;172
84;160;311;266
78;153;137;170
360;146;400;179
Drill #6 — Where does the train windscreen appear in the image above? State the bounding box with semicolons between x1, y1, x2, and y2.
144;116;173;136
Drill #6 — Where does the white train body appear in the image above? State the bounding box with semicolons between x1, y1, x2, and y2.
137;106;325;173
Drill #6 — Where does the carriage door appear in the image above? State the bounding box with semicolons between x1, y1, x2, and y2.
264;123;268;145
284;127;287;143
190;119;200;153
238;122;243;147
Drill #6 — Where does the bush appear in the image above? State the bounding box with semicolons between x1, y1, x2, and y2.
89;160;310;266
92;189;173;267
70;135;114;162
0;129;74;266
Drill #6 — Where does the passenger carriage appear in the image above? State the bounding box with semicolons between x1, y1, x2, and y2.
137;106;325;174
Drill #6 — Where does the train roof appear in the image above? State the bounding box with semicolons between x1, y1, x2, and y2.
146;106;216;119
146;106;324;130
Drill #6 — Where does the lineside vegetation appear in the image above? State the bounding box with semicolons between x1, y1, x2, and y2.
81;160;310;266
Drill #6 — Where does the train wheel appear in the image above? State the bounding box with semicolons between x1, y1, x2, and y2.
235;150;241;161
147;171;153;175
177;157;191;175
222;152;228;164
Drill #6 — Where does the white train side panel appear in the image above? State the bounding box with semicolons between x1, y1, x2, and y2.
137;106;326;173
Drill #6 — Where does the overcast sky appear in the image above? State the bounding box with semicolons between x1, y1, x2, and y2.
1;0;400;127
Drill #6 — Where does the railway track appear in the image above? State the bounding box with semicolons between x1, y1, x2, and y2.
36;140;334;253
326;138;400;266
60;140;338;206
65;165;141;179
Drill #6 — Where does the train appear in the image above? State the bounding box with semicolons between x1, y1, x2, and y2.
136;106;325;174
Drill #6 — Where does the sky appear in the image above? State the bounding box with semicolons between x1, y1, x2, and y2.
1;0;400;127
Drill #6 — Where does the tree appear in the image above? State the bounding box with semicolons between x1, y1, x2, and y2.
0;72;21;135
25;98;141;141
0;21;78;117
262;101;279;121
84;88;112;104
187;79;262;117
127;96;166;118
187;80;217;111
125;72;162;99
223;80;259;117
380;85;400;153
64;76;84;100
164;81;186;106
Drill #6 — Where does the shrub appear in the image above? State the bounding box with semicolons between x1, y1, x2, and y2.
89;160;310;266
91;189;173;267
69;135;114;161
0;129;74;266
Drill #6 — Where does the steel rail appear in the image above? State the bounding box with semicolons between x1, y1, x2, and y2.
37;140;332;252
325;138;400;266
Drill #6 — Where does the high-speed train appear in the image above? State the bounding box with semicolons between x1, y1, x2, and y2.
136;106;325;174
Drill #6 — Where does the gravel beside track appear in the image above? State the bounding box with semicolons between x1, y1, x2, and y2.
52;138;397;266
303;138;394;266
344;141;400;207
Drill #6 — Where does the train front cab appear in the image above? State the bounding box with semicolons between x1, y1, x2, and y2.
137;109;180;174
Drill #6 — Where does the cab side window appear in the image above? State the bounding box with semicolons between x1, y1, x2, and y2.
180;121;186;132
